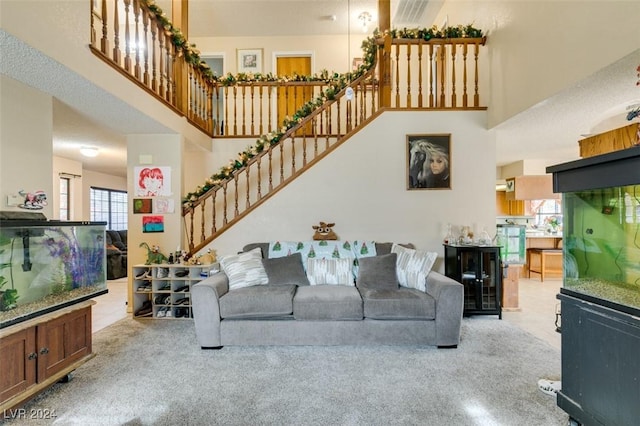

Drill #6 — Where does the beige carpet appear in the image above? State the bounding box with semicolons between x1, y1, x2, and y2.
4;317;567;426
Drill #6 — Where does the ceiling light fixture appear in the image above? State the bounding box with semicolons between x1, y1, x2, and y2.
80;146;99;158
358;11;372;32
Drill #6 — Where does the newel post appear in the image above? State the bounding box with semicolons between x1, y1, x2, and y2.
378;0;392;108
378;35;392;108
172;0;189;112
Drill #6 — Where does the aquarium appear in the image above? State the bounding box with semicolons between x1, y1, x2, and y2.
496;224;526;264
0;218;107;328
548;147;640;315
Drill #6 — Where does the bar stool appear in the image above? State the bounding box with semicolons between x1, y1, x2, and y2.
527;248;563;282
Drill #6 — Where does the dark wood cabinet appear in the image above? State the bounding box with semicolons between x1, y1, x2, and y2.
0;301;94;411
444;244;502;319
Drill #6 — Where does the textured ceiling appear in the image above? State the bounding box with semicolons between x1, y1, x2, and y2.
1;29;173;178
494;49;640;167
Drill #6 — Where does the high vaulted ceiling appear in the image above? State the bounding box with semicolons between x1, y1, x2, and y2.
187;0;433;37
46;1;640;178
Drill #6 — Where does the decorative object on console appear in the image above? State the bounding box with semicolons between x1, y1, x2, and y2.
198;249;217;265
139;242;168;265
312;221;338;240
17;190;47;210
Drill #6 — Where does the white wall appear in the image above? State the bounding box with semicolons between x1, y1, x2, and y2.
433;0;640;128
192;34;369;76
0;0;210;151
0;75;53;218
209;110;495;273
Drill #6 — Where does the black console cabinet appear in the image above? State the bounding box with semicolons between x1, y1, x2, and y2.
444;245;502;319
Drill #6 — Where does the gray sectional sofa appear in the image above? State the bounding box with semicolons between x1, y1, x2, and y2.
192;242;463;348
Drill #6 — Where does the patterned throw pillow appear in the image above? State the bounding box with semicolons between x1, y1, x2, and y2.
391;244;437;292
306;258;353;286
220;247;268;290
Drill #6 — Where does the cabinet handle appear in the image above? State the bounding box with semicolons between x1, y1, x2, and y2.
28;352;37;360
39;347;49;355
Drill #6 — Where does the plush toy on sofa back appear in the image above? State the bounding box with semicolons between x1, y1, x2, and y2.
312;221;338;240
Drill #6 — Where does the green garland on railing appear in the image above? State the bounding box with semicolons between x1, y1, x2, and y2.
180;25;484;206
140;2;483;206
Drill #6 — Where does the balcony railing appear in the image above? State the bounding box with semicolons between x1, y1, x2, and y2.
88;0;487;251
182;69;380;253
89;0;486;139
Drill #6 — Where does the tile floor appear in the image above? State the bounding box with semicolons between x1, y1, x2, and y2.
92;275;563;350
502;277;562;350
92;277;128;333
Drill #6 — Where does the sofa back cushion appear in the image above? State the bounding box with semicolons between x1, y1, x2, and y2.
375;242;415;255
262;253;310;286
117;230;127;248
242;243;269;257
306;258;353;286
220;247;268;290
356;253;399;291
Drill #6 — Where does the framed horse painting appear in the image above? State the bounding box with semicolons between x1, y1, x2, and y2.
407;134;452;190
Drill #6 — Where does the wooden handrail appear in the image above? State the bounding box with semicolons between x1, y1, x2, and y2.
182;68;380;253
88;1;488;255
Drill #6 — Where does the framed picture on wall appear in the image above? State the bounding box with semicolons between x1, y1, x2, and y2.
237;48;263;73
407;134;451;190
133;198;152;214
134;166;172;197
142;215;164;233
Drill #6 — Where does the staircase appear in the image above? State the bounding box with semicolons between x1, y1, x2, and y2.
182;66;381;253
88;0;487;256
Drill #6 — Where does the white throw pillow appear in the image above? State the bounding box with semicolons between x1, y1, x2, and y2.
391;244;437;292
220;247;268;290
306;258;354;286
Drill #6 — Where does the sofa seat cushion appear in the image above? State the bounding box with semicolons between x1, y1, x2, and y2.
360;288;435;320
293;285;363;320
220;284;297;319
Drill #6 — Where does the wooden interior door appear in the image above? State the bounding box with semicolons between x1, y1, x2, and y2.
277;56;312;131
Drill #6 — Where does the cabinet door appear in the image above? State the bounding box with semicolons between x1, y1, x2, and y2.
478;249;500;310
459;250;481;311
37;306;92;381
0;327;37;403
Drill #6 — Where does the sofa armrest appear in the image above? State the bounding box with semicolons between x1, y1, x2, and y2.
192;273;229;348
426;271;463;347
